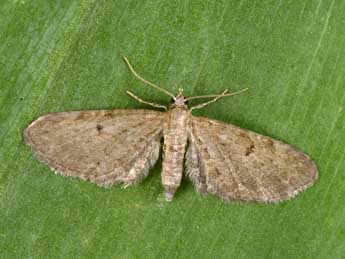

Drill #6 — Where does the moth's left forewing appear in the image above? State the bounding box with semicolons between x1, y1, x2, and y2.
187;116;318;203
24;110;165;187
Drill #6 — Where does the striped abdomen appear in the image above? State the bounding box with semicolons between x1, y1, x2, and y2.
162;107;190;200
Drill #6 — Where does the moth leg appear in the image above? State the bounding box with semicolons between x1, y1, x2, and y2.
190;90;229;111
126;91;167;111
189;88;248;111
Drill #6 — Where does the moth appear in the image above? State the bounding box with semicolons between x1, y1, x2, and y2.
24;57;318;202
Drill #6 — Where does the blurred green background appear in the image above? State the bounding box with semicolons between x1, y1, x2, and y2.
1;0;344;258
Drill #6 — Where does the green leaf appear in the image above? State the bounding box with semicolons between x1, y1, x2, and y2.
1;0;344;258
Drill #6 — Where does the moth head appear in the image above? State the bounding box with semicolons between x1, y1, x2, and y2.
171;88;188;108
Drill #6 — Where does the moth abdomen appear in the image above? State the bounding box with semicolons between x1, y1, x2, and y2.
161;107;189;200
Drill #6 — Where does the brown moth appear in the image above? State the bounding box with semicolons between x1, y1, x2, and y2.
24;58;318;202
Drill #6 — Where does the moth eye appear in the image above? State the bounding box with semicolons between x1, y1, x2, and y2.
170;98;175;104
184;99;189;105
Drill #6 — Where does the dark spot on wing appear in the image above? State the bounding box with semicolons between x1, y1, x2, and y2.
239;132;246;138
139;137;146;142
245;144;255;156
104;111;114;117
96;124;103;132
263;138;276;153
76;113;87;120
213;167;222;177
120;128;128;134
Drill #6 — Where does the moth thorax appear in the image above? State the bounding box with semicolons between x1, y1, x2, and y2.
171;95;188;108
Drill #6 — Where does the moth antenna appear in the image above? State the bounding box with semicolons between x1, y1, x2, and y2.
186;88;248;101
123;57;176;99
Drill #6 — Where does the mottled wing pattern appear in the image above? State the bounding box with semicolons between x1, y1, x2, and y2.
186;116;318;202
24;110;164;187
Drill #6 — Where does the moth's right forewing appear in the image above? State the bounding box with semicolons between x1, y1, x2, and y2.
24;110;165;187
188;116;318;203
